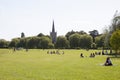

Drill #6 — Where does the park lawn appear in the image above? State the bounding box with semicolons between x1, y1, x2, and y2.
0;49;120;80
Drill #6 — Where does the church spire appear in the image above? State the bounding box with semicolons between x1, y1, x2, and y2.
50;20;57;44
52;20;55;32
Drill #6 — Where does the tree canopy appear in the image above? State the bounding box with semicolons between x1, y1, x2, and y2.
110;30;120;54
55;36;69;49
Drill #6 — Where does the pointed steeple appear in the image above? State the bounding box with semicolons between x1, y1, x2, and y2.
52;20;55;32
50;20;57;44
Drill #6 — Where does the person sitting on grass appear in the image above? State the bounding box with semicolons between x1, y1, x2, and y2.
80;53;84;58
90;53;95;58
104;57;113;66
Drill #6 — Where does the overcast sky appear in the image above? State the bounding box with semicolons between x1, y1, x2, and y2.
0;0;120;40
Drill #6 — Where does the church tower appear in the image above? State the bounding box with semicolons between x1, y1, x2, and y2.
50;20;57;44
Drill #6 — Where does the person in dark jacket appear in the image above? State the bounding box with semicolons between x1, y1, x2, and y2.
104;57;113;66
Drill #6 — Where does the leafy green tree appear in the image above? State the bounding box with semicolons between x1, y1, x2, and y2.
89;30;99;42
69;33;80;49
27;37;41;49
65;30;87;40
103;29;110;48
0;39;9;48
110;30;120;54
95;34;105;48
9;38;20;47
37;33;44;37
79;34;92;49
55;36;69;49
24;37;29;48
65;30;75;40
17;38;26;48
38;36;53;49
105;12;120;48
21;32;25;38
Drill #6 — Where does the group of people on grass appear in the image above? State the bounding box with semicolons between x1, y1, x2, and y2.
80;53;96;58
47;50;64;55
80;50;109;58
80;52;113;66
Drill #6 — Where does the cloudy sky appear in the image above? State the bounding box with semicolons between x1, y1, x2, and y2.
0;0;120;40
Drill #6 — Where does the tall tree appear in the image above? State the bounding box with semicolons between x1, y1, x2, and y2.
110;11;120;33
9;38;20;47
27;37;40;49
69;33;80;49
79;34;92;49
105;11;120;48
95;34;106;48
110;30;120;54
21;32;25;38
0;39;9;48
89;30;99;42
38;36;53;49
65;30;87;40
17;38;26;48
55;36;69;49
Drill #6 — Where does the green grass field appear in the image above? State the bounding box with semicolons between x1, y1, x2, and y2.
0;49;120;80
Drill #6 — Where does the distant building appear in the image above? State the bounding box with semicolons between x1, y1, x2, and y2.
50;20;57;44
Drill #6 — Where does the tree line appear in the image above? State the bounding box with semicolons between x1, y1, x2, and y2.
0;30;105;49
